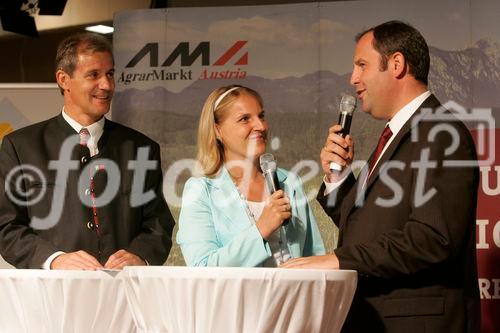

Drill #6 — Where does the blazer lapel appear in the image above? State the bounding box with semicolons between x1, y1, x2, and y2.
97;118;111;153
210;167;254;230
363;125;410;191
209;167;292;231
343;94;441;215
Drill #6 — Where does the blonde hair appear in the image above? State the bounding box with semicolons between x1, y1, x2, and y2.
196;85;263;177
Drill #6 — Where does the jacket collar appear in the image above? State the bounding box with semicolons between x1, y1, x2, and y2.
55;113;112;153
208;166;290;229
343;94;441;215
210;167;255;229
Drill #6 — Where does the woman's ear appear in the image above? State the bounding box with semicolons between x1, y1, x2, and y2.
214;124;222;141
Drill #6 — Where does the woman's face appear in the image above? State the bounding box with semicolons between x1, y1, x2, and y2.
215;93;268;163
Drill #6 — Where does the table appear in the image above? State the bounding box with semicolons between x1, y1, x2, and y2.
121;267;357;333
0;269;135;333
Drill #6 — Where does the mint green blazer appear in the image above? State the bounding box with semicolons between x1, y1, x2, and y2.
177;167;325;266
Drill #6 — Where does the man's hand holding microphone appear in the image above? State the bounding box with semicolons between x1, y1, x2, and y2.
322;94;356;183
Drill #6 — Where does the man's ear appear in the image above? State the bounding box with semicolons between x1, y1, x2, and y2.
390;52;407;79
56;70;70;92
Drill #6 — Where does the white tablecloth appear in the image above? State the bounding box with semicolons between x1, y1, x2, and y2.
121;266;357;333
0;269;135;333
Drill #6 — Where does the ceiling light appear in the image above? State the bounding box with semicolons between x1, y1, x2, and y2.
85;25;114;34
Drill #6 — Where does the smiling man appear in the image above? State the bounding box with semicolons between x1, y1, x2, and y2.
282;21;480;332
0;33;175;270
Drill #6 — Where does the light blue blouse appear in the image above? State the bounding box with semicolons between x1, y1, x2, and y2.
177;167;325;267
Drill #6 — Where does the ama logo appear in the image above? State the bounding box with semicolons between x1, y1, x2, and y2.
126;41;248;67
118;41;248;85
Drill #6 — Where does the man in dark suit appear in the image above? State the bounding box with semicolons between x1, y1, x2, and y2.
283;21;480;332
0;32;175;270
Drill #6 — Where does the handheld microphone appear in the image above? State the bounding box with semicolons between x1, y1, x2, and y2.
329;94;357;172
260;153;289;225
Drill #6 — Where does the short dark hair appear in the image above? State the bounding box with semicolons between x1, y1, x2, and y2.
356;20;430;85
55;32;113;94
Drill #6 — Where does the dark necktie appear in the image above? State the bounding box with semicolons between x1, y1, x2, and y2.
368;125;393;176
79;128;90;147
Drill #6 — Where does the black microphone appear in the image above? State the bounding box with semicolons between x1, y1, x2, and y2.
329;94;357;172
259;153;289;225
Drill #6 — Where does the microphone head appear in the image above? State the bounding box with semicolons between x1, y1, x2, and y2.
340;94;357;115
259;153;277;173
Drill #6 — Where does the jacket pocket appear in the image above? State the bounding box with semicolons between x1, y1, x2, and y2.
382;297;444;317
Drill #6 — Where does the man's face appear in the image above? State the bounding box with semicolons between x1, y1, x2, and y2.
58;51;115;124
350;32;395;120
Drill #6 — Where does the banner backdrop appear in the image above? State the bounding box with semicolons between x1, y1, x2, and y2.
113;1;499;331
474;128;500;332
0;84;61;145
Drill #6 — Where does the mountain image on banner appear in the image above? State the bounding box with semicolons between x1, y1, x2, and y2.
428;39;500;108
0;98;31;143
113;39;500;115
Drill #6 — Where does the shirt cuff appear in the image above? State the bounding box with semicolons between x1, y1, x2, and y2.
323;167;351;196
42;251;66;270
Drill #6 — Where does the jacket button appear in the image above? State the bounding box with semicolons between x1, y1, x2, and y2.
87;221;94;230
81;156;88;164
85;189;91;196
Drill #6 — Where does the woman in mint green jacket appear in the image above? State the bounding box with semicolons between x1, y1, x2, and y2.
177;85;325;267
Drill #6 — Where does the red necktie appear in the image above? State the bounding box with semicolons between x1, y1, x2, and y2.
368;125;393;176
79;128;90;147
